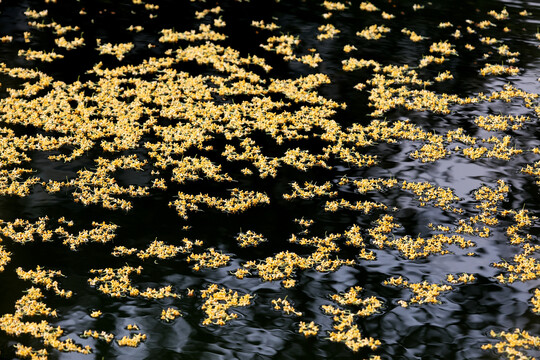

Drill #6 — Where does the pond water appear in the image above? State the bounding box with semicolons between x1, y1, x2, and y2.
0;0;539;359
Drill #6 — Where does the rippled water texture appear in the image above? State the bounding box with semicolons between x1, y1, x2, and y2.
0;0;540;359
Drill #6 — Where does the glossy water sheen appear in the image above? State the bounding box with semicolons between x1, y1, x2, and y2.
0;0;539;359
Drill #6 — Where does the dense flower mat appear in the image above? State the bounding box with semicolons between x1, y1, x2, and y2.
0;0;539;359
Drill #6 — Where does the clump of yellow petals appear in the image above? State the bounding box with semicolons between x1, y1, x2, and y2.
477;20;496;29
170;188;270;219
27;20;79;35
0;243;11;272
435;70;453;82
55;221;118;250
359;2;378;12
112;246;138;257
294;217;314;229
429;41;457;56
493;243;540;283
342;57;380;72
261;34;300;58
0;216;117;251
498;44;520;57
357;25;390;40
387;233;475;260
187;248;230;271
339;177;398;194
475;114;530;131
137;238;198;260
18;49;64;62
88;265;143;297
242;250;307;285
16;266;72;298
159;24;226;43
200;284;252;326
446;273;476;284
283;181;336;200
501;209;537;245
480;64;520;76
14;343;49;360
480;36;498;45
171;156;232;184
24;9;48;19
462;135;523;161
488;8;509;20
272;298;302;316
401;28;425;42
482;329;540;359
318;24;341;41
343;44;357;53
322;286;381;352
127;25;144;32
194;5;222;19
45;156;149;211
117;333;147;347
344;225;376;260
161;307;182;322
531;288;540;313
55;36;85;50
520;160;540;185
418;55;447;68
80;330;114;342
473;179;508;226
298;321;319;337
96;40;134;61
402;180;462;213
368;214;400;249
251;20;280;31
325;199;387;213
0;287;91;355
384;276;453;306
0;217;52;244
331;286;383;316
241;240;354;287
236;230;266;247
324;1;347;11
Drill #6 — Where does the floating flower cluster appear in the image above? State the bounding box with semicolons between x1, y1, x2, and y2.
322;286;382;352
271;298;302;316
161;307;182;322
95;40;134;61
282;181;336;200
235;230;266;247
0;288;91;356
187;248;230;271
482;329;540;359
200;284;252;326
117;333;147;347
384;277;453;306
357;25;390;40
16;266;72;298
170;189;270;219
0;0;539;358
298;321;319;337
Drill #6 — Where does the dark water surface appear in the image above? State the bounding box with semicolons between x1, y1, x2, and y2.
0;0;539;359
